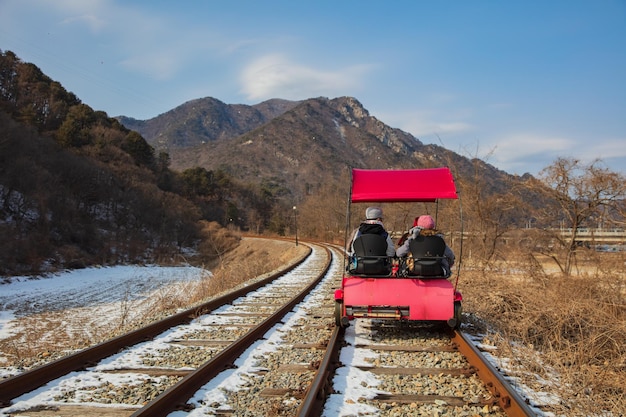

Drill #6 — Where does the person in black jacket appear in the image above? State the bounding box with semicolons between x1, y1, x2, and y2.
347;206;396;257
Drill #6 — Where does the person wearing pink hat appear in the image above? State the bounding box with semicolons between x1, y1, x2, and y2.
396;215;455;275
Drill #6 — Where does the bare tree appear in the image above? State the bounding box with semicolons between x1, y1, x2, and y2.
449;144;524;268
538;157;626;275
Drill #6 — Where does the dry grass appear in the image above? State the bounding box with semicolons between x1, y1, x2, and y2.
461;251;626;416
0;237;307;372
191;238;308;303
116;238;308;324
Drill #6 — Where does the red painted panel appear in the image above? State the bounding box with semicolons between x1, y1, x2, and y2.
351;167;458;203
342;277;454;320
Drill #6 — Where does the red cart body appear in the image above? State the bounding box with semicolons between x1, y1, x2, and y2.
335;167;462;328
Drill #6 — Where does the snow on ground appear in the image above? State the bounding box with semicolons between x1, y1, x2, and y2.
466;333;559;416
1;263;561;416
0;248;390;417
0;266;210;318
0;265;210;376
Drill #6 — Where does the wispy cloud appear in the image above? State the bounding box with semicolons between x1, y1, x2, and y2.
380;108;474;139
494;133;571;162
484;133;606;175
52;0;112;32
36;0;215;80
493;133;626;168
59;14;107;32
239;54;372;101
585;137;626;159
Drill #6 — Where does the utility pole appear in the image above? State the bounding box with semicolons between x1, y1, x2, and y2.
293;206;298;246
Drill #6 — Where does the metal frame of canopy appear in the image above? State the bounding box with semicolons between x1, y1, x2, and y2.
335;167;462;328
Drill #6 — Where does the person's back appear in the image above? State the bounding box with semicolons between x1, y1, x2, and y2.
348;206;395;257
396;215;455;276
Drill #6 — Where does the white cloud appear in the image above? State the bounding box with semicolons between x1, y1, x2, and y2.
483;133;569;174
584;137;626;159
45;0;112;32
0;0;111;33
493;133;571;162
239;54;371;101
483;134;625;176
59;14;108;32
377;108;474;138
492;134;626;168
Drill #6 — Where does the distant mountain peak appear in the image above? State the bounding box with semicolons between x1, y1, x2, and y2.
117;94;521;204
333;96;371;124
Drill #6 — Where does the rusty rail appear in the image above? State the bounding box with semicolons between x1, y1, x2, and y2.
451;330;537;417
295;324;344;417
0;245;312;407
131;246;332;416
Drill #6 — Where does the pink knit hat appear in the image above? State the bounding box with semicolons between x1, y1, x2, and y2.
416;215;435;229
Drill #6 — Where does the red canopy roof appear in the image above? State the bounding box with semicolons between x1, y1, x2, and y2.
351;167;458;202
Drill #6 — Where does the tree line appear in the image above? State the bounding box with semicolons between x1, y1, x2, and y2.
0;50;291;276
2;49;624;277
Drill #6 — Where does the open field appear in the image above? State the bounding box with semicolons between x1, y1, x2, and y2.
460;252;626;416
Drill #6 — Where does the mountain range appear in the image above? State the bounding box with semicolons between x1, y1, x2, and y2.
118;96;526;203
0;49;556;276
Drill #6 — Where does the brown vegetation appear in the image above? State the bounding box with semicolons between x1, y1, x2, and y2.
194;236;308;299
0;236;307;372
535;157;626;275
461;250;625;416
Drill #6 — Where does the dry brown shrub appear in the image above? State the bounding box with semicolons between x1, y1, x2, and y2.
130;238;308;312
191;239;308;304
196;221;241;265
461;252;625;416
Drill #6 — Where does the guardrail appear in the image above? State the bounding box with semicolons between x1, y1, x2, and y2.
555;228;626;244
558;228;625;236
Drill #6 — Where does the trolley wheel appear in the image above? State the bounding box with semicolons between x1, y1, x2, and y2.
334;301;343;327
335;301;351;328
453;301;462;328
447;301;463;329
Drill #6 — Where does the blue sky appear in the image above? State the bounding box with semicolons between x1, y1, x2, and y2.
1;1;624;176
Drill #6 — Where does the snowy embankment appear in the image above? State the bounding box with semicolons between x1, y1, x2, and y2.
0;265;210;377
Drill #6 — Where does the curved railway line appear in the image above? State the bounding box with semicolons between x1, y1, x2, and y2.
0;242;537;417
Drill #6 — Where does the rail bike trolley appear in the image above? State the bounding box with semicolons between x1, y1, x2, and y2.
334;167;463;328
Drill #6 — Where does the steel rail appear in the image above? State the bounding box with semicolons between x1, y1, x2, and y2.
451;330;537;417
0;245;312;407
295;323;344;417
131;246;333;417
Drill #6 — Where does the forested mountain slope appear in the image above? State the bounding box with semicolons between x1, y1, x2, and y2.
120;95;530;204
0;50;237;276
1;49;545;275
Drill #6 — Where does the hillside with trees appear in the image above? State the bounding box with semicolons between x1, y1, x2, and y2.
119;93;553;263
0;50;248;275
3;49;624;278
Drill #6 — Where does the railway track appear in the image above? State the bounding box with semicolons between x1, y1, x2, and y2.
329;320;536;416
0;242;537;417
